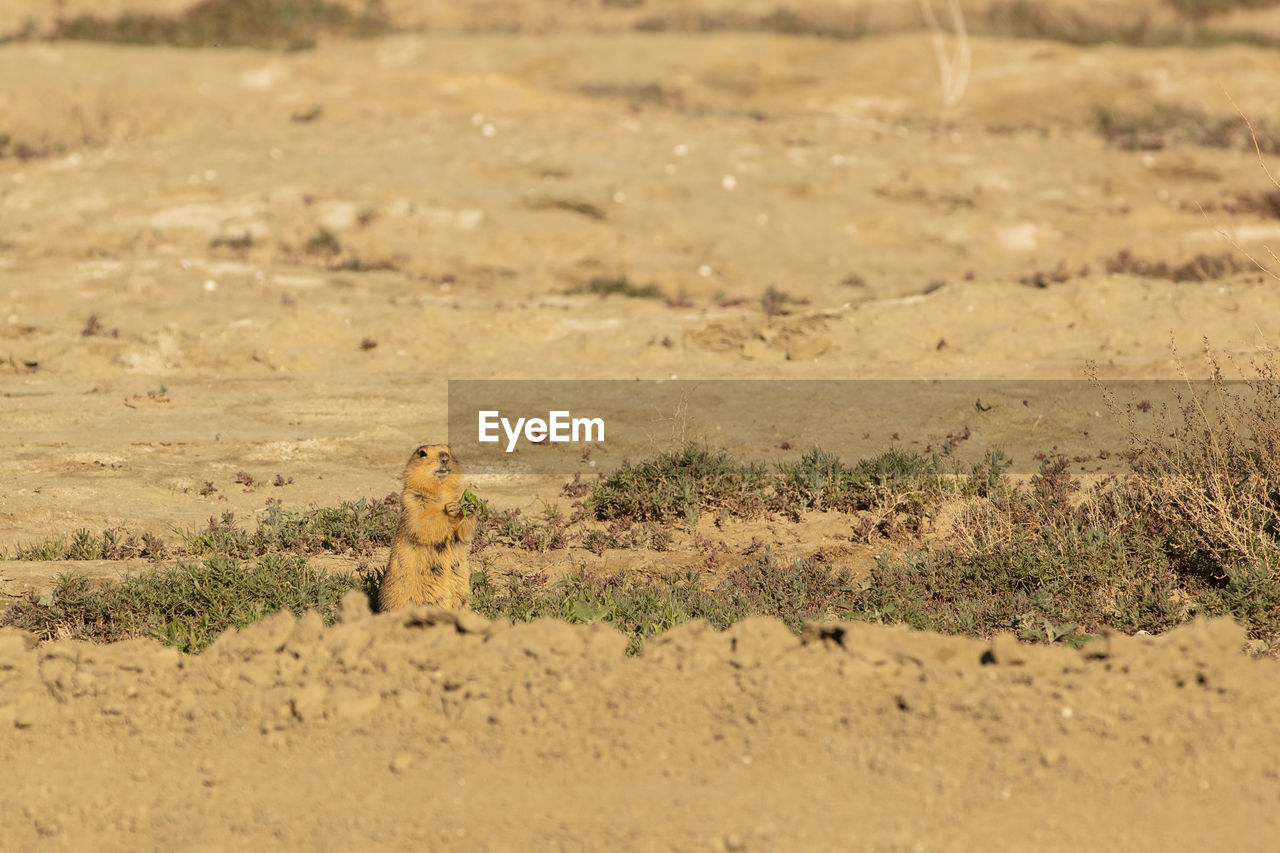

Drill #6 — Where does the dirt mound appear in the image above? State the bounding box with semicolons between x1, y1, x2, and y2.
3;601;1278;848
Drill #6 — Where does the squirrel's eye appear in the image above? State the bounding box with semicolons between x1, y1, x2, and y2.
416;448;428;458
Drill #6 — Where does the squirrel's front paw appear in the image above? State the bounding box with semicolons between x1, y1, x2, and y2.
444;501;462;517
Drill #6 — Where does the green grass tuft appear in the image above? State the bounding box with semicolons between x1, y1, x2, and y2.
1;554;361;653
176;498;398;559
469;552;856;655
8;527;167;561
587;443;772;524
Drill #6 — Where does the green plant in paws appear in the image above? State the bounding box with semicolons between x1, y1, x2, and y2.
459;487;488;517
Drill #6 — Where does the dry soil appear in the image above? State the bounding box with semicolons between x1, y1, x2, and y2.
4;1;1280;849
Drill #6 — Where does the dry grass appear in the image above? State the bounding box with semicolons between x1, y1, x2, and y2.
1094;343;1280;575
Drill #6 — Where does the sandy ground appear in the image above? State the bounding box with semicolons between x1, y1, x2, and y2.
4;1;1280;848
4;601;1280;851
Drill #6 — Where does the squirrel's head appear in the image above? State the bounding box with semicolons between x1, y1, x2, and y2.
402;443;461;495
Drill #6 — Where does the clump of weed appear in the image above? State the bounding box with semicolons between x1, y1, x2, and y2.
9;527;167;561
1;554;359;653
853;350;1280;645
1019;261;1089;289
580;515;674;555
587;444;772;524
1098;343;1280;578
0;132;48;161
470;553;861;654
761;285;809;316
1168;0;1280;21
304;228;341;256
1104;249;1254;282
984;2;1280;47
528;197;607;221
776;446;947;513
474;504;569;553
1190;189;1280;219
852;449;1207;644
960;448;1016;499
81;315;118;337
560;472;595;499
775;445;953;541
714;554;859;633
569;276;665;299
51;0;391;51
1095;103;1280;153
859;497;1191;644
210;231;255;256
177;511;255;558
575;82;688;112
251;497;399;556
469;567;727;654
176;498;398;558
332;257;402;272
633;8;867;41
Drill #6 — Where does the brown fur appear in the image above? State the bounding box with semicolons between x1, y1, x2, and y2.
378;443;476;611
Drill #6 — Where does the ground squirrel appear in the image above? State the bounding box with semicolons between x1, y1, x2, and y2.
378;444;476;611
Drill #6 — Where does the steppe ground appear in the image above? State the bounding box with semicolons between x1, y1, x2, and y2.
4;1;1280;849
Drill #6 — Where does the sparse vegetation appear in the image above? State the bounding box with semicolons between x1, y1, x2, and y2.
1099;345;1280;576
470;553;857;654
580;516;674;555
10;356;1280;653
634;8;869;41
586;444;772;524
857;460;1194;644
568;276;665;299
331;257;402;272
474;505;570;553
1096;103;1280;153
1167;0;1280;21
304;228;342;256
632;3;1280;48
177;498;399;559
49;0;391;51
1021;250;1261;287
576;82;689;112
209;231;255;256
1;554;358;653
6;527;167;562
0;132;47;161
1104;249;1256;282
761;285;809;316
81;315;118;338
1190;189;1280;219
775;445;947;515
